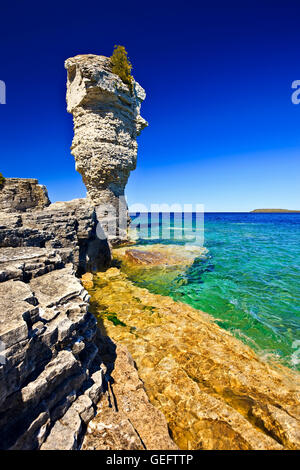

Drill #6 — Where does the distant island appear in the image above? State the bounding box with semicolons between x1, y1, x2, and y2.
251;209;300;213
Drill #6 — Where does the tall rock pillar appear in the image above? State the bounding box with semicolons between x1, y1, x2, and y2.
65;54;147;245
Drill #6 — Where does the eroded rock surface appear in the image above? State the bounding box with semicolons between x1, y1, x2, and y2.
65;54;147;244
0;178;50;213
82;341;177;450
86;268;300;450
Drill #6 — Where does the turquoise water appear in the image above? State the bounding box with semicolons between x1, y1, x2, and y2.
128;212;300;370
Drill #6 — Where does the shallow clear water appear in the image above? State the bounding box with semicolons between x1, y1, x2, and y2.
128;212;300;370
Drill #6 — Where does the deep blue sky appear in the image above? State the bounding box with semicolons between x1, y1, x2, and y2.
0;0;300;211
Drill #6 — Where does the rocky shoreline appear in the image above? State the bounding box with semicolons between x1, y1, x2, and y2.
251;209;300;213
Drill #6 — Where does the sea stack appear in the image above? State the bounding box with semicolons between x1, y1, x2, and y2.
65;54;148;244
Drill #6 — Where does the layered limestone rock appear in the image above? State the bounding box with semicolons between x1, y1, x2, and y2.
0;185;110;449
0;178;50;213
86;268;300;451
65;54;147;244
113;244;208;267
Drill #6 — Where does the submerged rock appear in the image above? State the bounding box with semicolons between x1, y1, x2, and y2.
114;244;207;267
0;265;105;450
0;196;111;276
0;183;109;449
88;268;300;450
82;342;177;450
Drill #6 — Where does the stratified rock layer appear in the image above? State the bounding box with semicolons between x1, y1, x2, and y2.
65;54;147;244
0;178;50;213
86;268;300;450
82;342;177;450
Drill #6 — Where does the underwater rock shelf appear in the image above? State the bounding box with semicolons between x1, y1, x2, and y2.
85;266;300;450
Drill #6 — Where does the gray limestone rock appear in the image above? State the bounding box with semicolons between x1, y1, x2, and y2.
0;197;111;274
0;55;177;452
0;178;50;213
40;406;82;450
